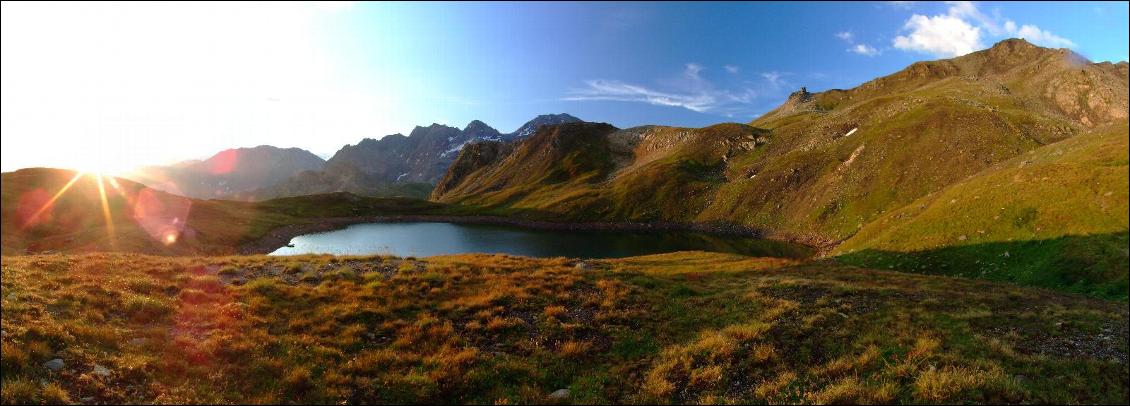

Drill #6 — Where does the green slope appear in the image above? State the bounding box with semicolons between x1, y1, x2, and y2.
833;123;1129;299
429;39;1129;295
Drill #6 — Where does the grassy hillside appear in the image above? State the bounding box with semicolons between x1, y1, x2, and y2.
2;252;1126;404
833;123;1129;299
429;39;1129;295
1;168;446;255
433;40;1127;245
432;123;776;225
432;122;627;210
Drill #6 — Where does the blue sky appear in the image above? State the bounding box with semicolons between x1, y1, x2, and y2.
1;1;1127;172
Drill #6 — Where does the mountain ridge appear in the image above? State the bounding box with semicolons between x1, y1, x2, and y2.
430;39;1129;296
126;145;326;200
255;113;583;199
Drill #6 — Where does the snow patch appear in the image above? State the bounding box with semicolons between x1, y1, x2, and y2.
442;140;472;158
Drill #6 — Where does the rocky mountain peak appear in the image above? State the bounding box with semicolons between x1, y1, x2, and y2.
463;120;501;137
509;113;583;138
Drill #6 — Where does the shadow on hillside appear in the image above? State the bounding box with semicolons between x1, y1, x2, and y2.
833;231;1129;300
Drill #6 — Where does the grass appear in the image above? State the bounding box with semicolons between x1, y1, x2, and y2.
834;122;1129;300
2;251;1125;404
835;232;1129;300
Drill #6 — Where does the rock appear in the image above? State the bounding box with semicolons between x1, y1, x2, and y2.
81;397;95;403
574;262;592;270
92;364;111;377
549;388;570;399
43;358;64;371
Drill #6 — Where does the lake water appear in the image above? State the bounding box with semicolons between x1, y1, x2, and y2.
268;222;812;259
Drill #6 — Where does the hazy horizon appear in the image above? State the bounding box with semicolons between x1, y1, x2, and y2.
3;1;1127;173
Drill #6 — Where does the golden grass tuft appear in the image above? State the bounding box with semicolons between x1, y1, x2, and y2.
913;365;1005;403
543;305;568;320
558;340;592;358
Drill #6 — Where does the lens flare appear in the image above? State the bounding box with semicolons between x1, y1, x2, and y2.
21;171;85;229
95;174;117;249
18;169;196;250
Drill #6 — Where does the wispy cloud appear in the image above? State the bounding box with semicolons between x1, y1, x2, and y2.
850;44;881;56
564;64;774;116
893;1;1075;58
835;29;881;57
724;65;740;74
760;71;786;88
1007;21;1075;48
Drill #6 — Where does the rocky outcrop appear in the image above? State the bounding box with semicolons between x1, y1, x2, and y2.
432;141;512;198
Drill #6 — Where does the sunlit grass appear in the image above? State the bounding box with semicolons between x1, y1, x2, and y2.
1;252;1125;404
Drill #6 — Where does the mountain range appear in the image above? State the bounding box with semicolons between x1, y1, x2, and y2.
128;145;326;200
127;114;581;200
431;39;1129;296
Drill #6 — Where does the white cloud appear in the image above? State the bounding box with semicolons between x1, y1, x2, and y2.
892;1;1075;58
1012;23;1076;48
724;65;740;74
850;44;881;56
564;64;768;116
946;1;1001;34
893;13;983;57
837;30;880;56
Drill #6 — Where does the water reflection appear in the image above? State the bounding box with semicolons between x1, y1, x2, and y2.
270;222;812;259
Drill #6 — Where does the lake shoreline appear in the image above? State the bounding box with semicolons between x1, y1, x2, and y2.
238;215;827;255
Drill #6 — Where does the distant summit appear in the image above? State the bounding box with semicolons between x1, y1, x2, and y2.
508;113;583;140
760;38;1127;127
127;145;325;200
251;113;587;200
463;120;501;137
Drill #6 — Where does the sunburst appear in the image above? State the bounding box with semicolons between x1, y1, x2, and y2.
21;170;86;228
95;173;117;248
22;170;125;249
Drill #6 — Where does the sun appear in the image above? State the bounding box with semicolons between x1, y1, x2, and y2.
19;169;124;251
68;155;133;178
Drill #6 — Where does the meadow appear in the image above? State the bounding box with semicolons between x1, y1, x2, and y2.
2;252;1125;404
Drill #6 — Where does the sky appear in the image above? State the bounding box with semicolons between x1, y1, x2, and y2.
2;1;1127;173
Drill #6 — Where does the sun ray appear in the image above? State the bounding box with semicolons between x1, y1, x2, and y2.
22;170;85;228
95;174;117;249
